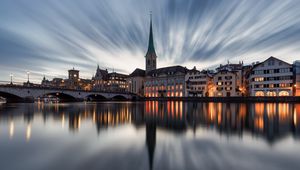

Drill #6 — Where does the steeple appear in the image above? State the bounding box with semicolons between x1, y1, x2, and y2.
146;12;156;56
145;11;157;74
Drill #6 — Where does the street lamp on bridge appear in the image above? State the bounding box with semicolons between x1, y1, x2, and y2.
27;71;30;83
10;73;13;85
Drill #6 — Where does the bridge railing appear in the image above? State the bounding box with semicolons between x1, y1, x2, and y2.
0;81;136;95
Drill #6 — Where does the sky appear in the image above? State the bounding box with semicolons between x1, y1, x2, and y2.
1;0;300;83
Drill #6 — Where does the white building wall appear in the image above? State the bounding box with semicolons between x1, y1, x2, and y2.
250;57;293;96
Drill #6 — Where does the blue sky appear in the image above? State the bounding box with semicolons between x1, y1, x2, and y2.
1;0;300;83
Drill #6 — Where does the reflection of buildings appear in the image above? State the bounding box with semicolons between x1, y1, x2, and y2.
1;102;300;144
144;101;186;130
146;122;156;170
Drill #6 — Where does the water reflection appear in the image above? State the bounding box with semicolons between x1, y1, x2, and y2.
0;102;300;170
1;102;300;142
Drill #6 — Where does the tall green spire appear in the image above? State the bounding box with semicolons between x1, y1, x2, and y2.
146;11;156;56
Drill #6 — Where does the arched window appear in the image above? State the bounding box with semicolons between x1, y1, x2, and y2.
279;91;289;96
266;91;276;96
255;91;264;96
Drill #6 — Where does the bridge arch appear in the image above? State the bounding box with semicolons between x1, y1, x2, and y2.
39;92;78;102
85;94;107;101
0;91;24;103
111;94;128;101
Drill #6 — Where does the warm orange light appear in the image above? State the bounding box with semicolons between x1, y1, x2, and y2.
9;121;14;139
26;124;31;141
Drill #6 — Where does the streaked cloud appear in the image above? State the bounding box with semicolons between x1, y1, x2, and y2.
0;0;300;82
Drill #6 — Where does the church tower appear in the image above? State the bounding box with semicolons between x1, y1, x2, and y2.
145;12;157;74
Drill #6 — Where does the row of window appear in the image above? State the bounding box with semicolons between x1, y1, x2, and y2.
188;86;206;90
145;92;183;97
187;75;207;79
145;79;184;85
253;83;293;88
145;85;183;91
252;68;292;75
253;76;293;82
217;87;233;91
216;81;233;86
187;81;206;85
217;76;233;80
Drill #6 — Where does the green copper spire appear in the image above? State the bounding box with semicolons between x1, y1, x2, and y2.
146;11;156;56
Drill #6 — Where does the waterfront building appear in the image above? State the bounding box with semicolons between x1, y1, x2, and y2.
143;14;188;97
66;68;80;89
41;68;91;90
212;62;244;97
249;56;294;96
145;66;188;97
185;67;214;97
294;60;300;96
107;72;128;92
92;65;109;91
91;65;128;92
127;68;145;96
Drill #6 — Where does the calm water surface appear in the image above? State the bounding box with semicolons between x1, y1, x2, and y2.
0;101;300;170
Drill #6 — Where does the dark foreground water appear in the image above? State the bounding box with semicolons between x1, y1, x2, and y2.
0;101;300;170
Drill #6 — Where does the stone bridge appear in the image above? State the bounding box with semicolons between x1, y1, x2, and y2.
0;85;137;103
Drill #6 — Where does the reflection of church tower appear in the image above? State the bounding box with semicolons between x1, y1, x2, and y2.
146;122;156;170
145;12;157;74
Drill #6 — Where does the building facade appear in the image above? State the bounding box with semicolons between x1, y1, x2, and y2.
294;60;300;96
185;68;213;97
249;56;294;96
212;70;243;97
92;65;109;91
127;68;145;96
41;68;91;90
145;66;188;97
211;62;245;97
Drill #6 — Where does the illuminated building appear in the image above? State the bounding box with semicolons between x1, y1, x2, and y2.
249;56;294;96
212;62;244;97
294;60;300;96
107;72;128;92
92;65;128;92
185;67;214;97
145;66;188;97
41;68;92;90
143;14;188;97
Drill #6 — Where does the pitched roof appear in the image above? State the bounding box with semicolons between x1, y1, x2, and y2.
146;65;188;76
129;68;146;77
252;56;292;69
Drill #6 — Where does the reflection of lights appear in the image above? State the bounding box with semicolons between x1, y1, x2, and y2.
255;103;264;115
294;110;297;126
78;116;81;129
255;117;264;131
62;114;65;128
278;103;289;121
26;124;31;141
9;121;14;139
